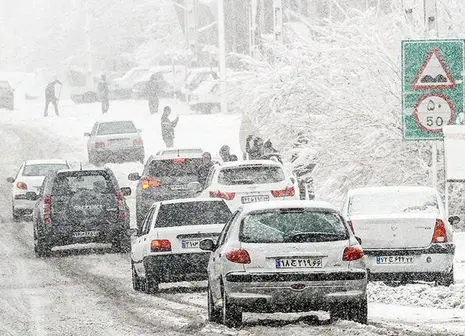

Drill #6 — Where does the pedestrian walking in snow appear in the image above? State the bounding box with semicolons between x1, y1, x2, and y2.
197;152;214;188
161;106;179;148
98;74;110;114
44;80;62;117
245;135;264;160
146;74;161;114
219;145;233;162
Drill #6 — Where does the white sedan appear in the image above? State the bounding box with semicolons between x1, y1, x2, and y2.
6;159;70;221
341;186;458;286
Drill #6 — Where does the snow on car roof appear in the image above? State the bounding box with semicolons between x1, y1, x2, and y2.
240;200;338;214
348;185;436;195
219;159;283;168
159;197;226;205
153;147;204;159
24;159;68;165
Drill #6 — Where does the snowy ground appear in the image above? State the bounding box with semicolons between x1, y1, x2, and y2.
1;99;465;335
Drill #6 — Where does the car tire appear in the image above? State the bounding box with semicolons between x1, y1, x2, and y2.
12;206;21;222
131;263;143;291
34;226;52;258
222;287;242;328
112;232;131;253
207;282;222;323
331;296;368;324
437;267;454;287
144;273;159;294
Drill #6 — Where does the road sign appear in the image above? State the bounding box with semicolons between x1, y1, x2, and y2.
402;40;464;140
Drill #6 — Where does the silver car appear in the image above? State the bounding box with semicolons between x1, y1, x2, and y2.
200;200;368;327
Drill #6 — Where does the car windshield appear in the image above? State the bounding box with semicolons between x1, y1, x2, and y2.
348;190;439;216
148;158;203;177
52;171;115;195
240;210;348;243
22;164;69;176
97;121;137;135
155;201;232;227
218;165;285;185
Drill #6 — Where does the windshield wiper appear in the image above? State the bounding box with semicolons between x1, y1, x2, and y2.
284;231;346;243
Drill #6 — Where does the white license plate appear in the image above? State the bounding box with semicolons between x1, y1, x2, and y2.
275;257;323;269
170;184;186;191
376;256;414;264
73;231;100;238
241;195;270;204
181;240;200;249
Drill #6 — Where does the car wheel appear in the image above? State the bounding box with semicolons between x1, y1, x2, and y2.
34;226;52;258
207;282;222;323
331;296;368;324
144;273;159;294
222;287;242;328
112;232;131;253
437;267;454;287
12;206;21;222
131;263;143;291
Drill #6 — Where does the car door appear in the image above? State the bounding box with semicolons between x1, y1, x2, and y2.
132;206;156;274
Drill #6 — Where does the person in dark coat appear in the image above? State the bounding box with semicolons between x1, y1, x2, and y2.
197;152;214;188
44;80;62;117
245;135;264;160
219;145;232;162
146;74;161;114
98;74;110;114
161;106;179;148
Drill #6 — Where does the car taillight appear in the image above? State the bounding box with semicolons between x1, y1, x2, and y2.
151;239;171;252
271;186;295;198
16;182;27;190
347;220;355;233
43;195;52;224
432;219;448;243
141;178;161;190
95;142;105;148
133;139;143;146
115;191;127;220
226;249;251;264
172;158;185;164
209;190;235;200
343;245;364;261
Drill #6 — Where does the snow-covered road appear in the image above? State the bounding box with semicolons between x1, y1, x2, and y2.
1;100;464;335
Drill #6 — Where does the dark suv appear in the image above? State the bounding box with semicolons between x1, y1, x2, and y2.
128;148;204;228
29;167;132;257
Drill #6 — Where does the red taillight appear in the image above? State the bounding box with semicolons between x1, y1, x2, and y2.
271;186;295;198
16;182;28;190
172;158;185;164
151;239;171;252
43;195;52;224
209;190;235;200
347;220;355;233
226;249;251;264
116;191;127;220
343;245;364;261
141;178;161;190
95;142;105;148
133;139;143;146
432;219;448;243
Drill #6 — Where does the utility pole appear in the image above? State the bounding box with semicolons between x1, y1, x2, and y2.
218;0;227;114
185;0;199;65
85;2;93;90
273;0;283;44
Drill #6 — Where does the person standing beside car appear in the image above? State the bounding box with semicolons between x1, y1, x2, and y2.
197;152;214;188
44;79;62;117
98;74;110;114
161;106;179;148
146;74;160;114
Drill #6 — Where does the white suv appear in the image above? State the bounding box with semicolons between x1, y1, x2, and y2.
200;200;368;327
131;198;232;293
7;159;70;220
341;186;457;286
200;160;299;211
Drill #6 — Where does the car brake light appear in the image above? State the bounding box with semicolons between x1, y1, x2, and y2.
151;239;171;252
141;178;161;189
342;245;364;261
209;190;235;200
226;249;251;264
95;142;105;148
172;158;185;164
16;182;27;190
271;186;295;198
115;191;127;220
432;219;447;243
43;195;52;224
133;139;143;146
347;220;355;233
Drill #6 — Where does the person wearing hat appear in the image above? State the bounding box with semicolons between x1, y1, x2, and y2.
160;106;179;147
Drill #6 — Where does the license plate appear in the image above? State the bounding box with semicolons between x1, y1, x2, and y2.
275;257;323;269
241;195;269;204
170;184;186;191
376;256;414;264
73;231;100;238
109;139;129;146
181;240;200;249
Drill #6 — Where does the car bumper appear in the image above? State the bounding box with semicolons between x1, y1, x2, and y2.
224;271;367;312
44;224;128;247
364;244;454;278
12;198;36;213
144;253;211;282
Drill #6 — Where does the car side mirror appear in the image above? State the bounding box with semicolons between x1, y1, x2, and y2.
448;216;460;225
128;172;141;181
6;177;14;183
199;239;216;251
188;181;202;193
25;191;39;201
121;187;132;196
355;236;362;245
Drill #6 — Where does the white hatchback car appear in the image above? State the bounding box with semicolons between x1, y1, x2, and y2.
131;198;232;293
200;160;300;211
7;159;70;220
341;186;457;286
200;200;368;327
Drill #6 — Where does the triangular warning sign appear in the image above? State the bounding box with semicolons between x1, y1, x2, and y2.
412;49;456;90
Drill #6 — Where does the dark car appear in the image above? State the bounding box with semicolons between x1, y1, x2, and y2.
0;80;14;110
29;167;132;257
128;148;205;228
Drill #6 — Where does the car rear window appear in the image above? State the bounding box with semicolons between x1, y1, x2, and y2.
348;191;439;216
52;171;115;196
240;210;348;243
218;165;285;185
155;201;232;227
97;121;137;135
148;158;203;177
23;164;69;176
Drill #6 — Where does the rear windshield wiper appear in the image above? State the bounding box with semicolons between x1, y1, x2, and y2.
284;231;347;243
